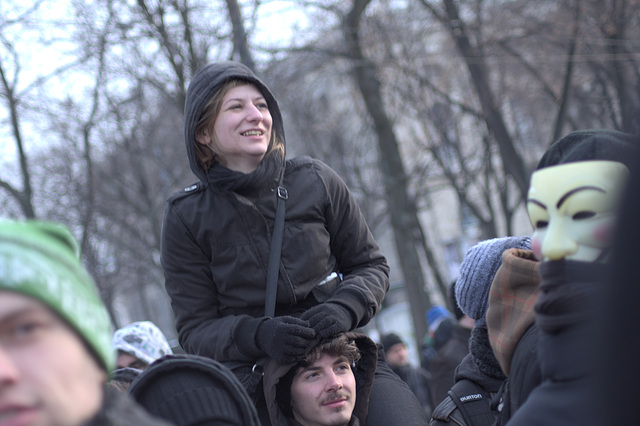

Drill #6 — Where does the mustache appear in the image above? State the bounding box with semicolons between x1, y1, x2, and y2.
321;391;350;405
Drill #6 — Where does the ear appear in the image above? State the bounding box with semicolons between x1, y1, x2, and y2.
195;128;211;146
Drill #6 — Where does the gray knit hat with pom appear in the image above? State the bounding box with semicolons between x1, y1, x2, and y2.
456;236;531;327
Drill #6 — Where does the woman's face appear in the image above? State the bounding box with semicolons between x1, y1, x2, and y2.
527;160;629;262
197;83;272;173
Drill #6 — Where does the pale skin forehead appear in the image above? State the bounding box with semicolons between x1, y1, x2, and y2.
294;354;351;378
528;160;629;208
526;160;630;262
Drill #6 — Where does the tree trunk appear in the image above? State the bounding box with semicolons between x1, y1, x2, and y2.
344;0;432;347
441;0;530;197
0;59;36;218
225;0;256;72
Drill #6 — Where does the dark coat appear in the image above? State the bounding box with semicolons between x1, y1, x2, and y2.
506;261;604;425
390;363;434;417
597;147;640;424
262;332;377;426
429;328;504;426
161;61;389;363
86;386;174;425
429;324;471;406
484;248;541;424
493;324;540;425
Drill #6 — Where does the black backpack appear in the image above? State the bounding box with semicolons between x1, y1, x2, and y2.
431;379;496;426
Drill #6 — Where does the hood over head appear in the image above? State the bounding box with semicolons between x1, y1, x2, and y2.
183;61;286;183
536;129;640;171
112;321;173;366
263;332;377;426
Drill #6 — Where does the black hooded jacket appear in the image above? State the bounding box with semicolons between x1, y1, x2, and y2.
262;332;377;426
161;61;389;362
429;327;505;426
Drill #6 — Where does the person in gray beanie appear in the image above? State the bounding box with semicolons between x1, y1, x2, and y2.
381;332;434;417
455;237;532;328
430;236;531;426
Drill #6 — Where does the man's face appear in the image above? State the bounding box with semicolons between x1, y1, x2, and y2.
384;343;408;367
290;352;356;426
116;352;147;370
527;161;629;262
0;291;106;425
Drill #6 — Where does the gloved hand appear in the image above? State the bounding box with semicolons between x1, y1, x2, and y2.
300;302;355;339
256;316;316;363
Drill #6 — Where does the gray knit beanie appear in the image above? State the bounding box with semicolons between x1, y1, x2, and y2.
456;236;531;326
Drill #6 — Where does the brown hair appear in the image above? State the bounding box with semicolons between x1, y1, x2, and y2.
193;79;284;173
298;335;361;368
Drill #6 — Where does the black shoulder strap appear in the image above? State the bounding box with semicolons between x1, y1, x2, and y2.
264;185;288;317
447;379;495;426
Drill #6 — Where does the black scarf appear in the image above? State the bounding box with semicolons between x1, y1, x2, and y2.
535;260;608;334
469;325;506;381
207;152;284;193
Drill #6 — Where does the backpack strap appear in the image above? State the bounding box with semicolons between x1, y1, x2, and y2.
430;396;466;425
447;379;496;426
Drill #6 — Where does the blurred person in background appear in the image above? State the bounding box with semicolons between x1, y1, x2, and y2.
428;283;473;406
0;220;171;426
112;320;173;370
381;332;434;417
421;305;454;371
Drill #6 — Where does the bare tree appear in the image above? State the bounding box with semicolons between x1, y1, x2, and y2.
0;3;42;219
5;0;640;343
578;0;640;134
342;0;437;344
419;0;531;196
226;0;257;71
62;0;262;329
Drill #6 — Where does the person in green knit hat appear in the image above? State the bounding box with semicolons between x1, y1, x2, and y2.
0;220;172;426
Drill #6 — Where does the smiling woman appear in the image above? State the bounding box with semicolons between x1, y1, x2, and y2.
160;61;428;425
194;80;275;174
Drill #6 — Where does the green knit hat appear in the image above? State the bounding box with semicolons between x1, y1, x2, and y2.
0;220;115;371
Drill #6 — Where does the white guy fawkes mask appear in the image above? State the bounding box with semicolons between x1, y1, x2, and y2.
527;160;629;262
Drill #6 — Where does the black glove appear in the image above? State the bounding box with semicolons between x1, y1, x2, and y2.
256;316;316;363
300;302;355;339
